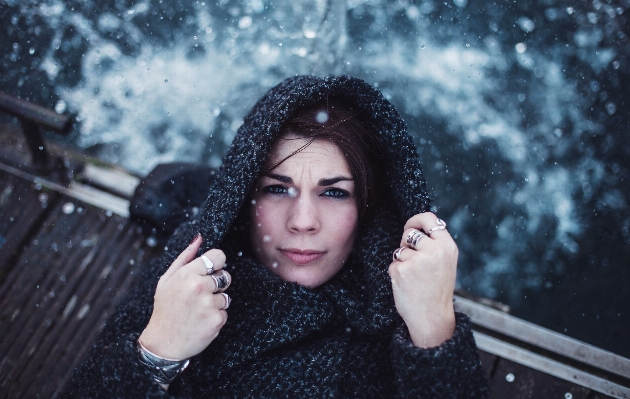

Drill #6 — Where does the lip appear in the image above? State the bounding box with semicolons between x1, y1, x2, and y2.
278;248;325;265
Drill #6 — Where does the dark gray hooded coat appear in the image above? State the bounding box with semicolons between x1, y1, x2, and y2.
61;75;489;398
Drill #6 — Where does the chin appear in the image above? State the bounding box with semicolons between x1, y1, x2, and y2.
275;267;335;289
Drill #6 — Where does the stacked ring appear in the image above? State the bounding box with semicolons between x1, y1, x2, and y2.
406;229;426;250
211;270;231;293
201;255;214;275
220;293;231;310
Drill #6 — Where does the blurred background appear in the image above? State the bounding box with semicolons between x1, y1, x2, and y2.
1;0;628;356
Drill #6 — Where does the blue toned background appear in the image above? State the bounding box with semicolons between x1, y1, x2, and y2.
1;0;628;356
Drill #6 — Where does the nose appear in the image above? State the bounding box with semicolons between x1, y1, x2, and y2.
287;195;320;233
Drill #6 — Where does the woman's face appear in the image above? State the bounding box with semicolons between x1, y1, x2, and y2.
250;134;359;288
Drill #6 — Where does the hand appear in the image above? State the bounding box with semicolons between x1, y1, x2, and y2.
139;235;231;360
388;212;457;348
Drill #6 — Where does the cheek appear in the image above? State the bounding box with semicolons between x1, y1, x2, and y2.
250;200;283;242
327;205;359;242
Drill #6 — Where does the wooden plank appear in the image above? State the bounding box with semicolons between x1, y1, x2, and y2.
456;296;630;380
0;199;98;341
475;332;630;398
31;220;145;397
0;201;106;386
0;196;151;399
79;163;140;199
2;207;117;380
490;358;591;399
0;162;130;218
20;219;147;398
44;236;150;398
0;169;58;282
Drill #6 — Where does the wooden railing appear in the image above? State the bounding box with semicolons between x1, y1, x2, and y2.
0;92;72;174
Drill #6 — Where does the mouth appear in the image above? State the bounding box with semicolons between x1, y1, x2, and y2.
278;248;325;265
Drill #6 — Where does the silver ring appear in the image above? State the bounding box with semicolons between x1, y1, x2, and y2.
219;293;231;310
201;255;214;275
211;270;230;293
427;218;447;236
406;229;426;250
393;247;407;262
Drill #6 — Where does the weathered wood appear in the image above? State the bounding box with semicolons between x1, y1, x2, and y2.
0;198;95;341
21;219;148;398
0;169;58;282
43;239;150;398
490;358;591;399
0;92;71;133
0;188;152;398
0;201;107;387
474;331;630;398
456;296;630;381
3;208;117;380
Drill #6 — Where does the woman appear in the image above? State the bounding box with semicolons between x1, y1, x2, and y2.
62;75;489;398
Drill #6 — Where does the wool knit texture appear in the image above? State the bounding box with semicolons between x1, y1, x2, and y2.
61;75;489;398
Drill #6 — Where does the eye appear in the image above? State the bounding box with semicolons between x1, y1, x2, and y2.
321;187;350;198
262;185;288;195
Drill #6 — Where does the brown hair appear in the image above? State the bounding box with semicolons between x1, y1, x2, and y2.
264;99;386;227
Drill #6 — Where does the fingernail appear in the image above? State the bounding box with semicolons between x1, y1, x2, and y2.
189;233;201;246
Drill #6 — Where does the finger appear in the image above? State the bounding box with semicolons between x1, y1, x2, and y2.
162;233;202;280
400;228;431;250
210;270;232;293
404;213;450;240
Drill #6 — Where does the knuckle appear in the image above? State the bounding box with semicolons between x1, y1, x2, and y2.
393;262;410;278
211;310;226;327
188;279;205;295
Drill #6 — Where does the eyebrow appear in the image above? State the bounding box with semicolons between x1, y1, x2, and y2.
264;173;354;186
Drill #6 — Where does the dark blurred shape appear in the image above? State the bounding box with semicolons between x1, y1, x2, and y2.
129;163;215;241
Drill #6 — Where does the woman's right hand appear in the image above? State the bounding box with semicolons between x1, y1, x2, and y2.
139;234;230;360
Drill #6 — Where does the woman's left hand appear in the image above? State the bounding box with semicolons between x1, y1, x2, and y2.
389;212;458;348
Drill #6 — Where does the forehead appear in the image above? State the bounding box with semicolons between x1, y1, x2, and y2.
267;135;351;175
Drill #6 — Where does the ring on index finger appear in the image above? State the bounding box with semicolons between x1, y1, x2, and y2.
427;218;447;237
406;229;426;250
211;270;231;293
201;255;214;275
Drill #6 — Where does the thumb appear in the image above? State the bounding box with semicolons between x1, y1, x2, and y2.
161;233;202;280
